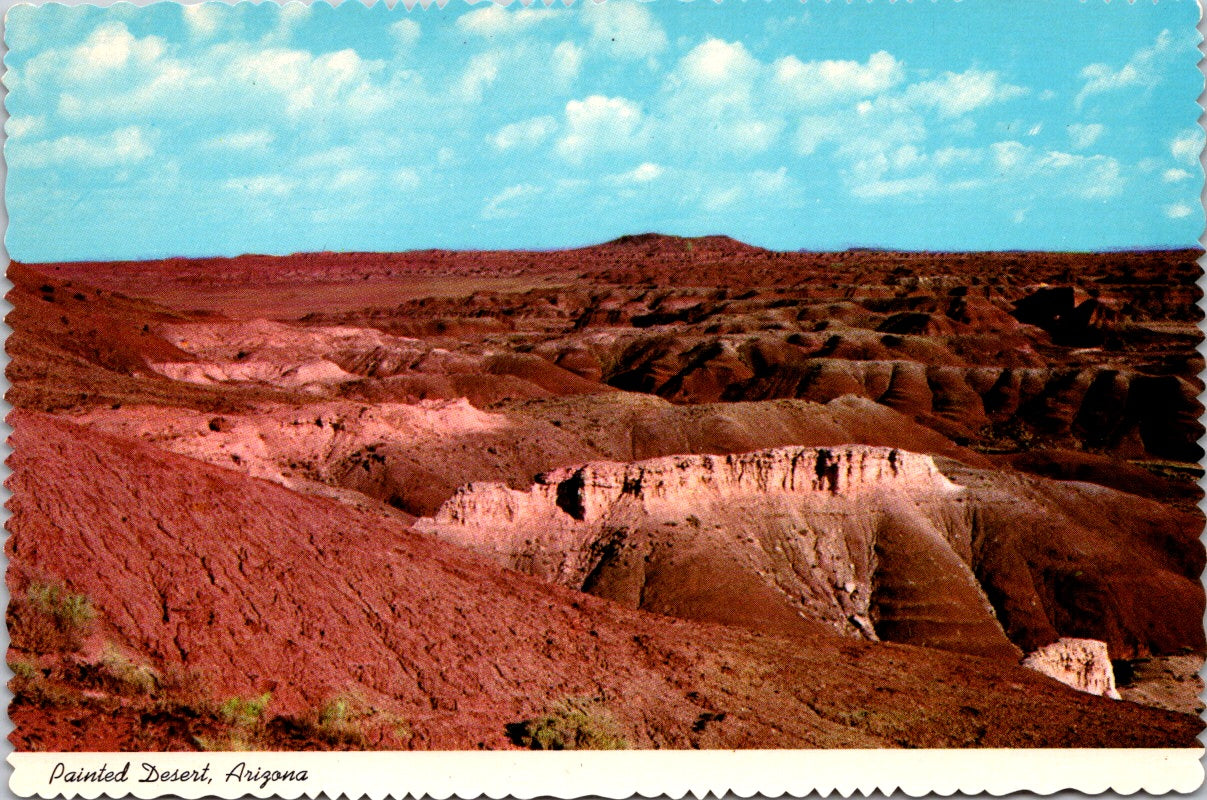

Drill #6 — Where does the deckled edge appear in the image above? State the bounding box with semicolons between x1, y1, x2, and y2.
6;749;1206;799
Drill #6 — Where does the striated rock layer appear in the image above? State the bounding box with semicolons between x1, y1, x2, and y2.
417;445;1020;660
417;445;1204;663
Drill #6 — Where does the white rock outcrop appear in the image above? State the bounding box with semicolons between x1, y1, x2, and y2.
1022;638;1121;699
412;445;1006;648
428;445;960;530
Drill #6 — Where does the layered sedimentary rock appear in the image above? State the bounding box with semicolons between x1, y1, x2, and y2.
417;446;1023;660
418;445;1205;664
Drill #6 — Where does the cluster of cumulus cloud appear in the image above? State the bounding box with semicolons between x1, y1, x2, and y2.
4;1;1201;256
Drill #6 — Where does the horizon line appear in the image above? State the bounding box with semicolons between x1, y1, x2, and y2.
10;232;1206;266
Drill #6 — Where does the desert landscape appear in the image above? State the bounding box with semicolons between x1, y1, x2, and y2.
5;234;1205;751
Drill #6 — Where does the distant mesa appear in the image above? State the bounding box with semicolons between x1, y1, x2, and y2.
598;233;770;255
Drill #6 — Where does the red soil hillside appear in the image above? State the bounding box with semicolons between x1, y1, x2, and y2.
7;241;1204;749
7;411;1201;751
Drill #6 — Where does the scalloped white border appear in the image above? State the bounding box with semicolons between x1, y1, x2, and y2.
3;1;1205;798
7;749;1206;798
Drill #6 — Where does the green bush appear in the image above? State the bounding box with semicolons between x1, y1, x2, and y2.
512;697;628;750
20;583;96;652
7;657;74;706
193;733;252;752
314;695;368;747
96;645;160;696
8;659;39;683
220;692;272;729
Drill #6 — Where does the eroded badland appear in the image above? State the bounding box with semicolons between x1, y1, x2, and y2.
6;235;1205;750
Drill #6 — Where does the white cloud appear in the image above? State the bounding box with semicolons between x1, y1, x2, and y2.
689;166;800;211
850;173;943;200
793;116;843;156
703;185;743;211
390;19;421;50
844;135;1124;203
1165;202;1194;219
556;95;644;162
676;38;759;86
296;146;357;171
1170;129;1203;165
846;144;978;200
582;2;668;61
29;21;167;86
948;117;977;136
6;115;44;140
455;51;501;103
992;141;1125;200
751;166;789;193
771;50;903;105
456;6;556;37
205;129;273;150
483;182;542;219
1038;151;1123;199
903;69;1027;117
606;162;664;185
223;174;295;196
931;146;983;168
991;140;1027;172
272;2;311;39
763;13;810;38
111;44;391;122
731;120;782;151
1163;168;1193;183
490;116;558;150
394;168;421;190
662;39;783;157
1076;29;1173;109
552;41;584;85
327;168;374;192
182;4;222;40
9;125;152;169
1066;123;1104;150
833;106;928;161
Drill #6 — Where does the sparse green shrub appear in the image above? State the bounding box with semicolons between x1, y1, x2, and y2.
29;584;95;630
96;645;160;696
193;733;252;752
288;693;412;749
17;583;96;652
7;657;72;706
313;694;369;747
9;659;39;683
510;697;628;750
221;692;272;730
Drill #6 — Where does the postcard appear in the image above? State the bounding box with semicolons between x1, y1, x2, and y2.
2;0;1204;796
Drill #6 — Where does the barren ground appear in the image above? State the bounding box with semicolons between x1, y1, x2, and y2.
6;235;1204;750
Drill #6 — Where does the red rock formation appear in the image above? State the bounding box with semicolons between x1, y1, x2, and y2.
6;241;1203;745
11;411;1200;750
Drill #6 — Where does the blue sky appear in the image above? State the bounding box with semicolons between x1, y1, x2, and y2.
4;0;1203;261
